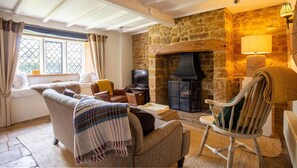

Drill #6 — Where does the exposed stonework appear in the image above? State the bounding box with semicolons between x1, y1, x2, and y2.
132;5;288;112
233;5;288;93
148;9;232;104
132;33;149;70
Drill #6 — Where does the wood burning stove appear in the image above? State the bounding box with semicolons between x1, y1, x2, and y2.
168;52;204;112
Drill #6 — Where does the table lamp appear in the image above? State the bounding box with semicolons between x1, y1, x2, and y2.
241;35;272;77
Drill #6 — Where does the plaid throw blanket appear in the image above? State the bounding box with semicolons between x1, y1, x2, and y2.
74;97;132;164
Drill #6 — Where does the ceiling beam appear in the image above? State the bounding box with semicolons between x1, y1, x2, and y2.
43;0;73;23
66;4;106;27
162;0;208;12
99;0;175;26
175;1;234;18
86;10;128;30
105;16;144;30
14;0;28;15
122;21;157;33
144;0;168;6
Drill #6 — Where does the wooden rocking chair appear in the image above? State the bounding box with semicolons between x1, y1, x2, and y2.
199;76;272;168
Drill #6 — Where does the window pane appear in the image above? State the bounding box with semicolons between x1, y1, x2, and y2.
67;42;83;73
18;38;40;74
45;41;63;74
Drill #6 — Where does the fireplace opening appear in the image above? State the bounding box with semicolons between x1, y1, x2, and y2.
162;52;214;113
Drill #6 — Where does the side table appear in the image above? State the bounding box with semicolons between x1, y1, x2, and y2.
127;92;145;107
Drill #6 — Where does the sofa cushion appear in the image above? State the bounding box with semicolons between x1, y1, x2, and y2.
13;73;29;89
130;107;155;136
63;88;76;97
97;79;113;96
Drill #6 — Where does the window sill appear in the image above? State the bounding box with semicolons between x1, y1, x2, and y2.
27;73;79;77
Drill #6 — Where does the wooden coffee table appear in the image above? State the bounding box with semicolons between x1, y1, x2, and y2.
137;103;179;121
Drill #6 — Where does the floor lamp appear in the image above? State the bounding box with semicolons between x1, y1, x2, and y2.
241;35;272;77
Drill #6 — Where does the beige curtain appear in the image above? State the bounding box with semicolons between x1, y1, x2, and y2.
87;34;107;79
293;2;297;65
0;19;24;127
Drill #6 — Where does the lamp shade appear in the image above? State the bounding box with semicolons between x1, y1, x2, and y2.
280;3;293;18
241;35;272;54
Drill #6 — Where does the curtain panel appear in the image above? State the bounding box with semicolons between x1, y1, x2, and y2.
0;19;24;127
87;34;107;79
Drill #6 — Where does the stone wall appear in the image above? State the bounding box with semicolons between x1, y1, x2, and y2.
233;5;288;93
132;5;288;108
132;33;149;70
147;8;232;104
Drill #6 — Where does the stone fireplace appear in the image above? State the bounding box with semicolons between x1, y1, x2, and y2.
148;38;233;105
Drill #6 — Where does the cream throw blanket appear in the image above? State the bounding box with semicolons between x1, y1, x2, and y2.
253;66;297;103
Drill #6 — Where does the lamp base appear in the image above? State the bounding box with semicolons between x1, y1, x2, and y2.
246;55;266;77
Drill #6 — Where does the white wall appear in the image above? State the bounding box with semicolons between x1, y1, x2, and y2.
120;33;133;87
104;32;133;88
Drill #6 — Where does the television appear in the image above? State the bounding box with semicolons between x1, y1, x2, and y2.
132;70;149;87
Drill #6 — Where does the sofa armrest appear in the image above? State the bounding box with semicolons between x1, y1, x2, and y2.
113;88;126;95
137;120;183;154
181;129;190;157
94;91;111;102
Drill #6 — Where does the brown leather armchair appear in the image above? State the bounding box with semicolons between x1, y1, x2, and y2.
90;81;127;103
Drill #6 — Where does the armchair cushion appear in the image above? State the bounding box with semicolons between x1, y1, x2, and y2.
97;79;113;95
94;91;112;102
130;107;155;136
214;96;245;129
113;88;126;95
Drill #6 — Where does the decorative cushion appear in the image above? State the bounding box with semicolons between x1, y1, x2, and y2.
130;107;155;136
79;72;93;83
97;79;113;96
214;96;245;129
13;73;29;89
63;89;76;97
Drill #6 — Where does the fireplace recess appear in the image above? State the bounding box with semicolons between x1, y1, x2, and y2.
168;52;204;112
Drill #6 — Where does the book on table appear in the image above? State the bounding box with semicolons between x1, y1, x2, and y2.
137;103;169;115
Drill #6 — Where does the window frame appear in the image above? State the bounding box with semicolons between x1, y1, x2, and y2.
18;34;85;75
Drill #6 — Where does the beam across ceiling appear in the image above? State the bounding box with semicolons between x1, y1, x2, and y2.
162;0;208;12
122;21;157;33
66;4;106;27
14;0;28;15
43;0;73;23
100;0;175;26
105;16;144;30
86;10;128;30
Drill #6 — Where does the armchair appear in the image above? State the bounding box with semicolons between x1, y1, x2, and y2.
91;81;127;103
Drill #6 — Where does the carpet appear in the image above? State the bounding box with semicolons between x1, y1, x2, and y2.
17;123;282;168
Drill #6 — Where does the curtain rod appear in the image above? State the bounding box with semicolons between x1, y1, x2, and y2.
24;23;108;38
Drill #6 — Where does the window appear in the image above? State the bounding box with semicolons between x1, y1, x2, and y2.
18;35;85;74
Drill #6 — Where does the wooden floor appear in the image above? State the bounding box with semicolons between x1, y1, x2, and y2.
0;116;293;167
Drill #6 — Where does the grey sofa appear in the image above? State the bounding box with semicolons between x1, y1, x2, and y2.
42;89;190;167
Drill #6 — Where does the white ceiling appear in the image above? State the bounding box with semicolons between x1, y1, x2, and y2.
0;0;292;34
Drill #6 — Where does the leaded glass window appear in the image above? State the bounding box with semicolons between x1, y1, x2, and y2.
17;35;85;75
18;38;40;74
45;41;63;74
66;42;83;73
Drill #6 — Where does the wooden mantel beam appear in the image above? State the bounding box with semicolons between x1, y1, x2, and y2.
99;0;175;26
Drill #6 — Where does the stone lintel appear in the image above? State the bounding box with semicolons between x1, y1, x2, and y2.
149;39;226;56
